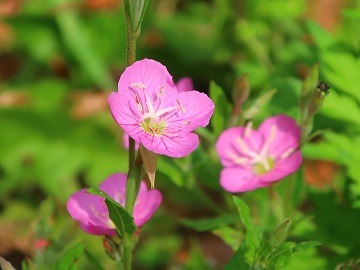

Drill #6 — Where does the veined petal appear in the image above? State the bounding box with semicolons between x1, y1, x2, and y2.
118;59;177;107
258;151;302;183
258;114;300;158
220;167;268;193
171;91;214;133
141;132;199;158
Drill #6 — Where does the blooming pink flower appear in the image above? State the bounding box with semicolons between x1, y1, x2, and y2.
216;114;302;192
109;59;214;158
122;77;194;151
66;172;162;236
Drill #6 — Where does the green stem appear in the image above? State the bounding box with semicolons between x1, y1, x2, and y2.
122;1;142;269
284;175;295;217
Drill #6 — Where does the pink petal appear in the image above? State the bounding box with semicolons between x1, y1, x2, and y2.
98;173;127;206
258;114;300;158
108;92;145;144
66;189;116;236
258;150;303;183
220;167;269;193
176;77;193;93
118;59;176;99
134;188;162;227
174;91;215;133
141;132;199;158
216;127;263;167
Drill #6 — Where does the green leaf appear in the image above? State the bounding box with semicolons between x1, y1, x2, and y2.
233;196;261;264
132;0;150;31
181;214;240;232
209;81;232;137
305;20;335;49
84;250;106;270
54;242;84;270
293;241;322;253
224;242;250;270
87;188;136;237
243;89;277;120
267;242;296;268
212;226;243;251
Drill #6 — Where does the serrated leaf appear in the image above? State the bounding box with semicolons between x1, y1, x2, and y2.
209;81;231;137
54;242;84;270
87;188;136;237
181;214;240;232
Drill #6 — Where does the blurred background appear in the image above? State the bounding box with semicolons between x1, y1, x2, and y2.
1;0;360;269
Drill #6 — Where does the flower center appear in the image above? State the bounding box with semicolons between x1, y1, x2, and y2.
253;157;275;175
141;118;166;136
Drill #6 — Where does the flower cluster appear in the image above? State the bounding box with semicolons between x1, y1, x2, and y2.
216;114;302;193
109;59;215;158
67;173;162;236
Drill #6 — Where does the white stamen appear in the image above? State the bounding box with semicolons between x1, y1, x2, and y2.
131;83;146;89
236;137;258;159
184;120;190;125
280;148;295;159
227;150;250;165
259;125;277;157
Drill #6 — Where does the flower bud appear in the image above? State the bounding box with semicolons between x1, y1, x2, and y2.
232;74;250;114
139;145;158;188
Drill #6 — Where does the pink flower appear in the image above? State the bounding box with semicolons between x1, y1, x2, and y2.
109;59;214;158
216;114;302;193
121;77;194;151
66;173;162;236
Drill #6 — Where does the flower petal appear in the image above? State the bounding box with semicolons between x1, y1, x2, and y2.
258;114;300;158
134;183;162;227
220;167;268;193
141;132;199;157
216;127;263;167
258;151;302;183
98;173;127;206
173;91;215;133
67;189;116;236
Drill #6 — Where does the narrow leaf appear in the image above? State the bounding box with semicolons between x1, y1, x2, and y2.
209;81;232;137
243;89;277;120
84;250;106;270
224;242;250;270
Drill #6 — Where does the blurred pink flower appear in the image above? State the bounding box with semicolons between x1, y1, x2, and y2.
216;114;302;192
67;172;162;236
109;59;214;158
176;77;193;93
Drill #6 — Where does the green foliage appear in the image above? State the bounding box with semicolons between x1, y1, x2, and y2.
54;242;85;270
